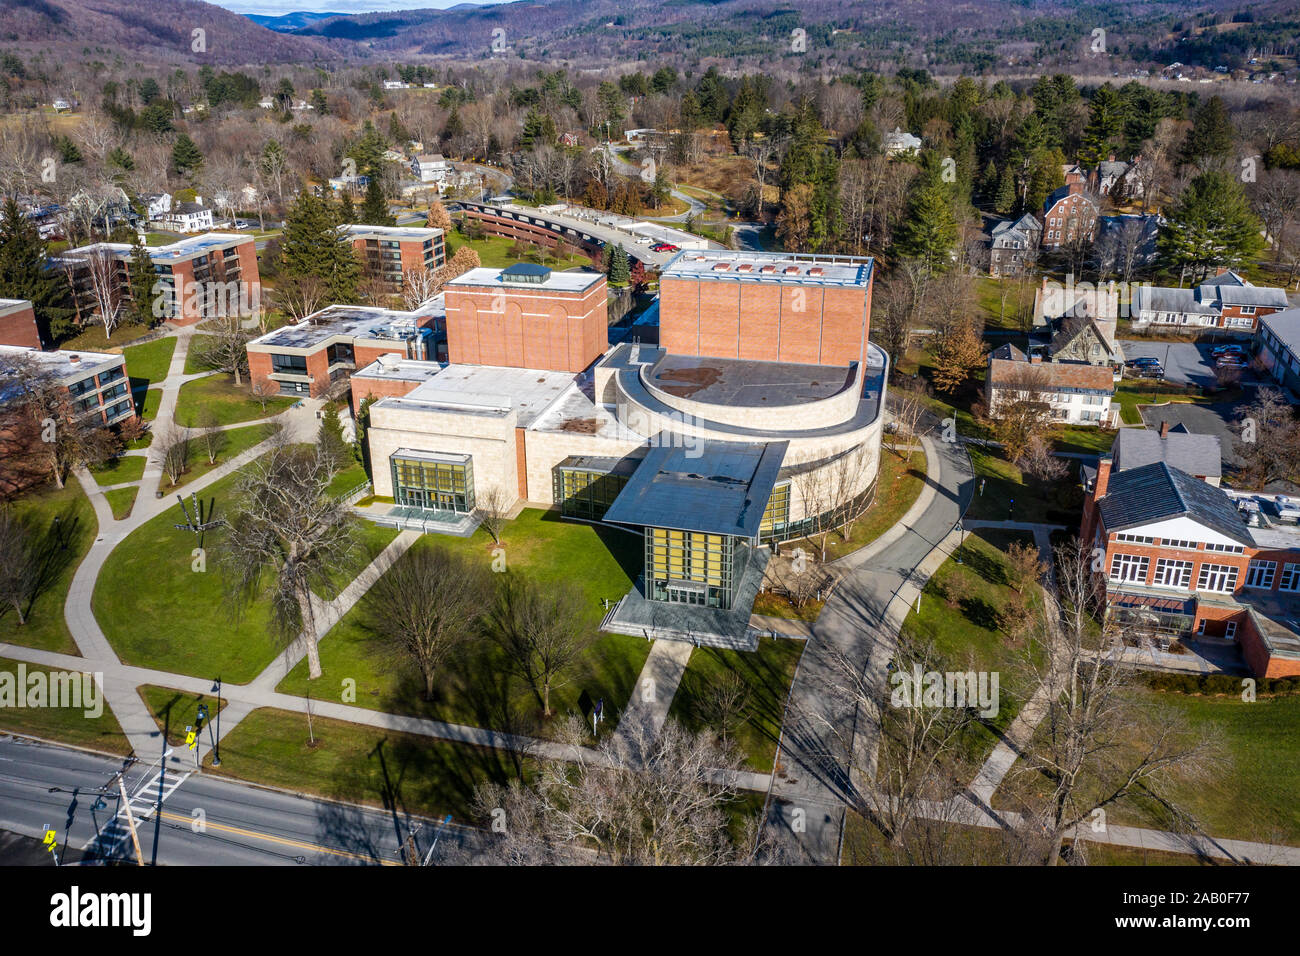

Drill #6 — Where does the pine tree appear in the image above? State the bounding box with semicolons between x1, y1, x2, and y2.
171;134;203;176
609;244;631;286
1158;170;1265;284
126;232;156;326
360;177;395;226
317;404;349;469
280;192;360;304
0;197;73;342
1078;85;1125;169
995;166;1017;215
1182;96;1233;166
892;157;958;273
339;190;356;224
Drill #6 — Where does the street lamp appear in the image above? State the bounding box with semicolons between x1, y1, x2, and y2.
210;678;222;766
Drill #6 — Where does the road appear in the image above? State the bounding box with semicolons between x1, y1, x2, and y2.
0;735;482;866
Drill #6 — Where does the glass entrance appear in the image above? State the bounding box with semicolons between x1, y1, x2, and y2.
391;452;474;514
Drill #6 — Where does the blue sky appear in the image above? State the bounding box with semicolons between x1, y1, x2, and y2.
213;0;490;15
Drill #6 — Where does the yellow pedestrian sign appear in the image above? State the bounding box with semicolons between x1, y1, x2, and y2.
186;730;198;750
42;829;57;851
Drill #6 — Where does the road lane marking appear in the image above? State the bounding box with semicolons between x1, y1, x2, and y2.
156;810;399;865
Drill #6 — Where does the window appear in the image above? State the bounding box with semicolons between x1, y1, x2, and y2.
1153;559;1193;589
1116;533;1154;545
1246;560;1276;589
1241;305;1256;315
1109;552;1149;583
391;454;474;514
760;481;791;537
1205;542;1244;554
1197;564;1239;593
555;466;629;521
326;342;354;367
1161;539;1197;551
1280;563;1300;592
1225;621;1238;640
270;353;308;375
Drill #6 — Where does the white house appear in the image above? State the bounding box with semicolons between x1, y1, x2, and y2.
162;200;215;234
883;127;922;157
142;193;172;221
411;153;450;184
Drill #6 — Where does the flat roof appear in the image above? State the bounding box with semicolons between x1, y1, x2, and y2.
340;224;443;242
376;363;577;428
61;232;250;264
603;439;788;537
249;304;436;351
647;353;855;407
352;356;446;384
447;266;605;293
0;344;122;381
0;299;32;315
661;250;872;288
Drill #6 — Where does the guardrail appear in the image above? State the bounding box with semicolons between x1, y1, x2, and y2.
336;479;373;506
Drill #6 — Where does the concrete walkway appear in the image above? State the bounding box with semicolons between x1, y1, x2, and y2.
610;639;694;757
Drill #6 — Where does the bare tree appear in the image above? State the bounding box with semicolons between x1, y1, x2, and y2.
888;376;931;458
472;716;767;864
987;364;1055;462
697;670;751;750
70;247;127;340
196;317;250;386
249;378;276;413
220;441;359;680
1234;387;1300;489
0;508;38;625
400;267;441;312
793;466;833;561
196;408;226;466
1016;433;1068;482
273;273;328;323
1004;539;1046;594
476;484;510;545
156;422;192;487
488;575;593;718
366;544;492;701
1006;539;1218;865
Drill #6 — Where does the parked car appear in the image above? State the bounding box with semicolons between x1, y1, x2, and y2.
651;242;679;252
1127;357;1162;368
1216;355;1248;369
1137;366;1164;379
1211;345;1245;357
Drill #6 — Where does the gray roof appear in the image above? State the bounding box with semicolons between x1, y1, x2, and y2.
990;343;1026;361
1098;462;1250;545
1134;284;1217;315
603;439;788;537
1112;428;1222;478
1204;283;1289;308
1262;306;1300;355
1049;316;1118;358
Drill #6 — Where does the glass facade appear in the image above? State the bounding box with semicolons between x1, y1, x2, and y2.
554;466;629;520
391;454;474;513
644;527;746;610
759;481;791;537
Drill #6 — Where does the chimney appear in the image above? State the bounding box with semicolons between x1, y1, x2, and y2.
1030;354;1043;364
1067;180;1082;196
1159;420;1171;439
1094;456;1112;500
69;354;81;364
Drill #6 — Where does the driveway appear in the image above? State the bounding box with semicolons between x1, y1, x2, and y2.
1119;340;1257;389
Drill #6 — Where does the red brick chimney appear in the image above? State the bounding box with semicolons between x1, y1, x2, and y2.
1094;456;1111;499
1159;420;1171;439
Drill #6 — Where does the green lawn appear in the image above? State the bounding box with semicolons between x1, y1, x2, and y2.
58;323;153;352
1110;692;1300;846
786;449;927;563
93;461;282;683
90;454;146;486
973;276;1035;332
182;335;215;375
1051;425;1118;456
966;445;1084;525
277;510;653;739
102;486;138;520
899;528;1042;759
0;482;97;654
205;707;530;824
164;423;278;493
138;387;162;422
667;637;803;771
326;460;370;499
0;657;131;754
315;521;401;602
447;234;596;271
1112;380;1223;426
137;684;228;748
174;374;296;426
123;336;177;385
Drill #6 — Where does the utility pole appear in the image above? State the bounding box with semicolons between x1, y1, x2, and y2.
117;775;144;866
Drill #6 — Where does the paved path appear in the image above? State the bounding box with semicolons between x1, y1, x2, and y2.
610;639;694;756
763;433;975;862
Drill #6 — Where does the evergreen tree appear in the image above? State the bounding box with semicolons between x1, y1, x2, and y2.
126;231;156;326
1182;96;1233;167
339;190;356;224
360;177;394;226
171;134;203;176
443;106;464;143
892;155;958;273
280;192;360;303
995;166;1017;215
1158;170;1265;284
0;197;73;342
317;404;349;469
608;244;631;286
1078;85;1126;169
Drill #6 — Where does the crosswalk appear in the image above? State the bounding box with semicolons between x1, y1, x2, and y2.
82;765;193;863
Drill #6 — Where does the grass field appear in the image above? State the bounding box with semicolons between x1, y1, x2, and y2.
277;510;652;738
667;637;803;771
966;445;1084;525
163;423;278;493
0;657;130;754
0;482;97;654
93;460;281;683
59;324;154;352
183;336;215;375
205;707;530;823
90;454;146;486
138;388;162;421
174;374;296;426
123;337;177;385
138;684;228;748
102;486;138;520
447;234;596;271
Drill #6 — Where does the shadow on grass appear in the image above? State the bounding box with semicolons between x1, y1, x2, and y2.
0;497;84;627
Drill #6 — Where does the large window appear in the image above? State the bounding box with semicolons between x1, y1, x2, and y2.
1280;563;1300;592
1109;552;1150;584
1197;564;1239;593
1246;560;1276;590
270;353;308;375
645;527;741;610
760;481;791;537
326;342;354;367
1153;559;1193;589
554;465;628;520
391;453;474;514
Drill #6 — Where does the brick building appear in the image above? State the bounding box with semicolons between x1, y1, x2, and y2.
443;263;606;373
1132;271;1287;335
58;233;260;327
0;344;133;426
657;250;874;369
0;299;43;349
339;224;445;292
1081;458;1300;678
247;299;444;398
1041;182;1099;249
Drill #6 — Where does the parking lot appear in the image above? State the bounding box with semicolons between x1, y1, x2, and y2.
1119;340;1257;388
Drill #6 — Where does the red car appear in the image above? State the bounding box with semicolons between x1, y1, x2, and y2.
651;243;679;253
